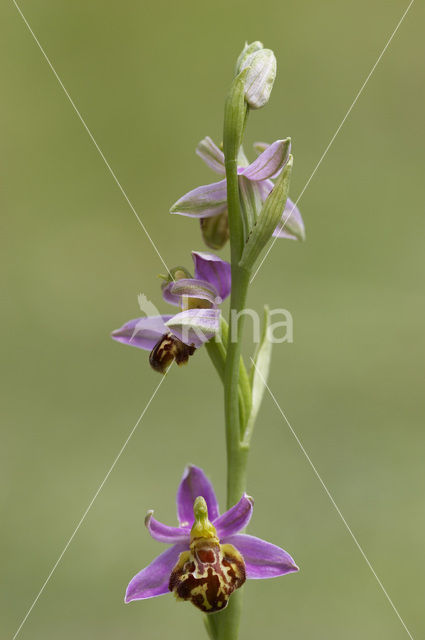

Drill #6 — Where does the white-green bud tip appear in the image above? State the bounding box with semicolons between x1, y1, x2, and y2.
235;41;264;75
240;48;277;109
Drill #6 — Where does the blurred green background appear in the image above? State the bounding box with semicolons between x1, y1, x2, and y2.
1;1;424;638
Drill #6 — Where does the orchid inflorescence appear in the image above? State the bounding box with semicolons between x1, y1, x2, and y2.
112;41;305;639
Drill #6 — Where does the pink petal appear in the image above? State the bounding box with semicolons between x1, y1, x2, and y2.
223;534;299;579
170;180;228;219
241;139;291;181
169;278;219;307
214;494;254;538
196;136;225;175
192;251;231;301
125;542;188;602
273;197;305;241
111;316;172;351
145;510;190;544
176;465;220;527
166;308;220;348
162;282;182;307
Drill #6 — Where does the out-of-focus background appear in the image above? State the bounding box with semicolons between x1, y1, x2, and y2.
1;1;424;638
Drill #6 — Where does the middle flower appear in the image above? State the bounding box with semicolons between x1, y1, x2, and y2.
169;137;305;249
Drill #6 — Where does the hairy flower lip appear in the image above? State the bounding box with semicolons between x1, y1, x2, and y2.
124;465;298;605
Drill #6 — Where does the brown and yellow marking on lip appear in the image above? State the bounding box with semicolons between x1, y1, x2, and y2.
169;497;246;613
169;538;246;613
149;333;195;374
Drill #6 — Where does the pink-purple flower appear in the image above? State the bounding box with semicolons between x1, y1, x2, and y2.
125;465;298;613
111;252;231;373
170;137;305;249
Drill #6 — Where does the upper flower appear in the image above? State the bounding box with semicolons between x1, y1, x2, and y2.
125;465;298;613
111;252;231;373
169;137;305;249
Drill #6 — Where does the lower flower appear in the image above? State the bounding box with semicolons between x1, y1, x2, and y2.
125;465;298;614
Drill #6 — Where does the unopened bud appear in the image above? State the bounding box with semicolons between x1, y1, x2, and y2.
241;49;276;109
235;40;263;75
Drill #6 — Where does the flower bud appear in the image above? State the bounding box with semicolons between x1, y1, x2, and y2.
240;48;277;109
235;40;263;75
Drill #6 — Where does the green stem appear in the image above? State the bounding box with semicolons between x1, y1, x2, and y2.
209;588;244;640
205;338;247;431
224;264;250;506
205;320;251;433
223;145;251;504
210;157;251;640
206;71;251;640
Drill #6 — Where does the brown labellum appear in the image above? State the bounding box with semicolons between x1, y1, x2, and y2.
169;538;246;613
149;332;196;374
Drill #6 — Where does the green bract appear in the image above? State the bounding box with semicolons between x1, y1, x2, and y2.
243;306;272;447
223;68;249;165
240;154;294;270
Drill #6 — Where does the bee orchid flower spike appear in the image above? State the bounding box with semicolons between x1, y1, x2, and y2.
112;38;306;640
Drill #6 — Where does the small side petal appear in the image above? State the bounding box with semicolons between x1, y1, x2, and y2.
170;180;227;219
176;465;220;527
145;510;190;544
224;534;299;579
166;308;220;348
169;278;219;307
125;542;188;602
273;197;305;241
242;139;291;181
162;282;182;307
192;251;231;301
214;494;254;538
111;316;172;351
196;136;225;175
